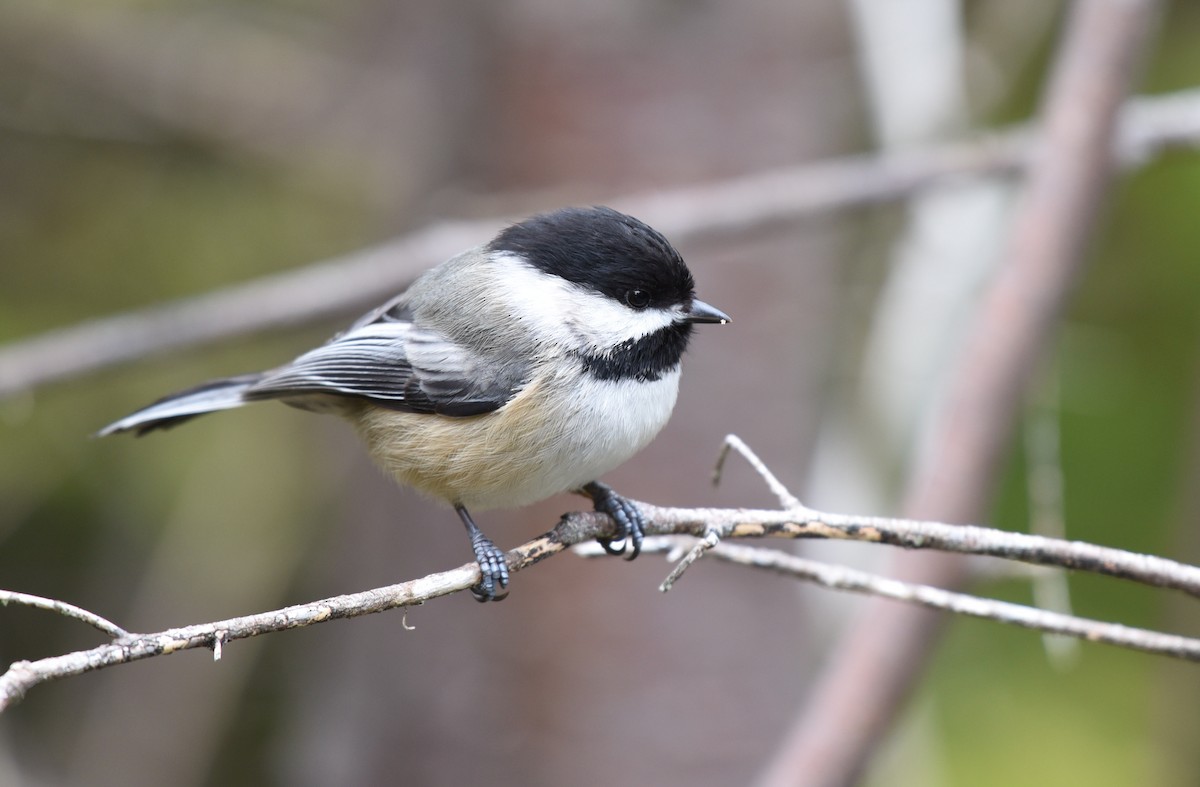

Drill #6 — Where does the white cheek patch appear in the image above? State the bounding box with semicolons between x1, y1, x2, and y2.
571;292;681;349
490;253;680;349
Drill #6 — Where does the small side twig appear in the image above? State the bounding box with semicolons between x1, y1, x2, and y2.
211;630;226;661
658;530;722;592
663;432;804;590
0;590;128;639
714;434;803;511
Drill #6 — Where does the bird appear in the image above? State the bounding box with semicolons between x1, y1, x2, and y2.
99;206;729;601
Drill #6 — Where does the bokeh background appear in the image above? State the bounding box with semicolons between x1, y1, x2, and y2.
2;1;1200;785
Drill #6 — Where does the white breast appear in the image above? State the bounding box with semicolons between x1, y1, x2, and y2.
461;365;681;509
544;368;682;494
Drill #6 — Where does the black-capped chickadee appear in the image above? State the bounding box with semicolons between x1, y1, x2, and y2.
100;206;729;601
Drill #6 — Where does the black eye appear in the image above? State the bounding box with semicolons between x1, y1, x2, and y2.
625;289;651;309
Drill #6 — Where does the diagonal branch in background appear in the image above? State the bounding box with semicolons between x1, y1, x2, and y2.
758;2;1164;786
2;88;1200;399
7;479;1200;713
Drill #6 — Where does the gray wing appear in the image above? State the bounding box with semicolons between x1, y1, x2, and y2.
246;317;527;417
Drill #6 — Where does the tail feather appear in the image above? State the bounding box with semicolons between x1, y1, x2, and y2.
98;373;264;436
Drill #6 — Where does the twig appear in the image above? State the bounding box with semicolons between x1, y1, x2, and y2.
210;630;225;662
0;526;554;713
657;530;721;592
702;437;1200;599
714;434;802;510
725;506;1200;598
577;537;1200;661
0;589;128;639
2;88;1200;398
7;487;1200;712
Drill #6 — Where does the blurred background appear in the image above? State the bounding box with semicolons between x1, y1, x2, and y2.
2;1;1200;785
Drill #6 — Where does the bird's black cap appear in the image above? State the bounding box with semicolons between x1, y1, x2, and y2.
489;206;696;309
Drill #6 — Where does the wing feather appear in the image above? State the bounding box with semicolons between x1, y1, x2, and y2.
247;319;525;416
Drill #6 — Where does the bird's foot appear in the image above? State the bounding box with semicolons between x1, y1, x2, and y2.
457;505;510;602
583;481;645;561
469;530;510;602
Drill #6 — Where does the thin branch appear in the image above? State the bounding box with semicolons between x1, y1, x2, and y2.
577;537;1200;662
0;590;128;639
0;525;558;713
3;88;1200;398
712;544;1200;661
705;436;1200;597
660;504;1200;598
6;491;1200;712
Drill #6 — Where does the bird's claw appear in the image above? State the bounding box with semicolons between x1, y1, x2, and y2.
586;482;645;561
469;532;510;602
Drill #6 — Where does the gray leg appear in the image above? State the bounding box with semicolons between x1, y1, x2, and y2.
457;505;510;602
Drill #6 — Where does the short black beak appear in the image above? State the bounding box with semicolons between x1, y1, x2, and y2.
685;299;731;325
